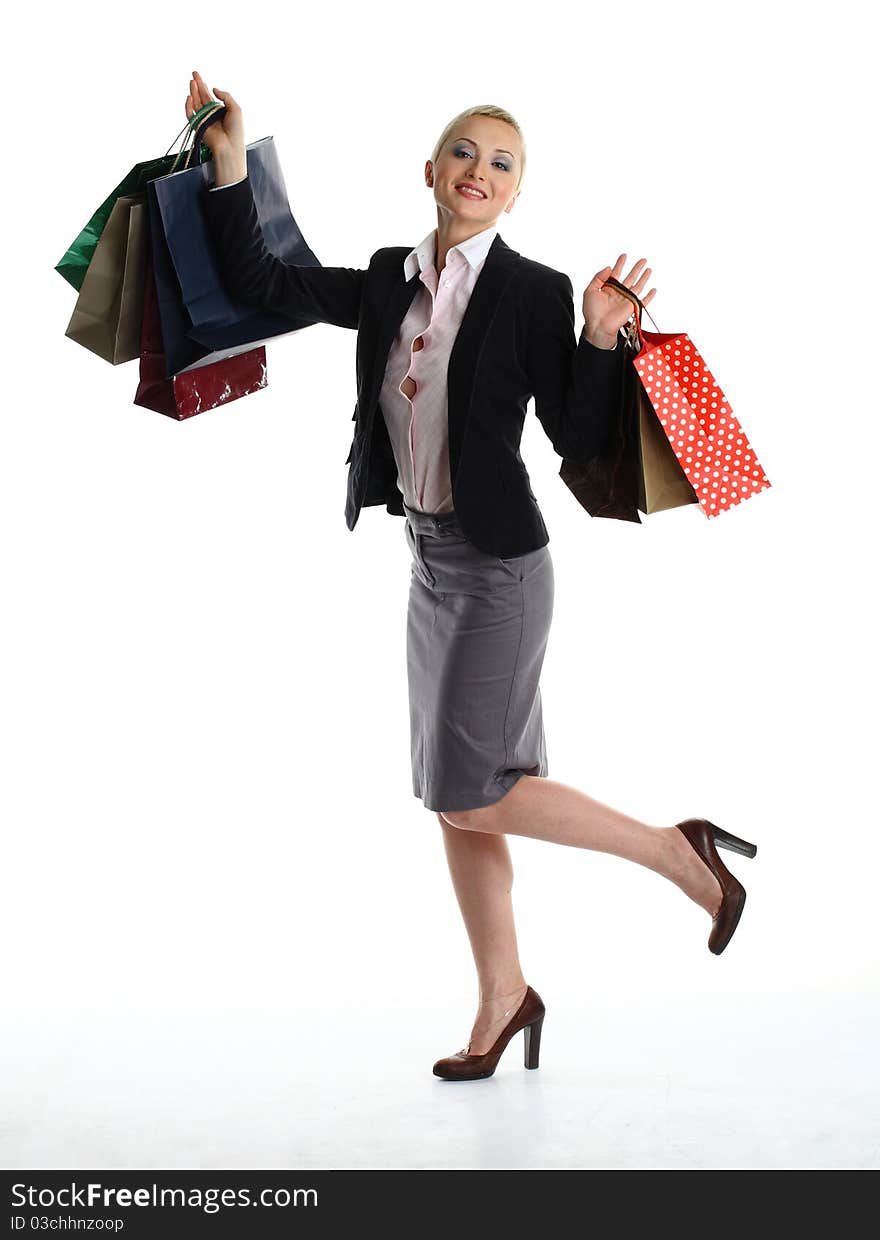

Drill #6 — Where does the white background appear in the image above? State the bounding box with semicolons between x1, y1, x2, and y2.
3;0;877;1170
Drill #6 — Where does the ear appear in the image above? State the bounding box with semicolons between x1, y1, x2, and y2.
425;159;434;187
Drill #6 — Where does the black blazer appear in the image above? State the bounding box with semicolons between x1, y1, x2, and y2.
202;177;625;558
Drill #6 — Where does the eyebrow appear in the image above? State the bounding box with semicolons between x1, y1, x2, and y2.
453;136;517;160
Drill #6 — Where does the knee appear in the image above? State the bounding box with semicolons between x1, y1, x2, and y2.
437;805;499;832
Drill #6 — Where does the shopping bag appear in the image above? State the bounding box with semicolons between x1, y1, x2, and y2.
147;129;320;374
146;182;217;377
634;379;700;514
53;111;213;291
64;193;149;364
134;243;267;421
560;278;770;521
142;113;282;377
616;278;770;518
558;330;645;522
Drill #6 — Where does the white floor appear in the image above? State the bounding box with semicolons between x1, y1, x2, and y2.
3;987;877;1170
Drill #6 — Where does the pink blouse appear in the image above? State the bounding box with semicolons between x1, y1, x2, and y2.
378;222;498;514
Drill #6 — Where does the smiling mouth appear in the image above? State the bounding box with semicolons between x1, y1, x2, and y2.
455;184;487;200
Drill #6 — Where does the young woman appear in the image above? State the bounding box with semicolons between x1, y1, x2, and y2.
185;71;757;1082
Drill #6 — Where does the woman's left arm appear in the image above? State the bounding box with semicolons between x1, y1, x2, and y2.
526;255;656;463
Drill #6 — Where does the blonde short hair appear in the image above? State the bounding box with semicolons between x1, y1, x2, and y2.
430;105;526;192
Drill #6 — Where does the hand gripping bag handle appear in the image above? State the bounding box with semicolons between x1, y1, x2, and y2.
602;274;661;353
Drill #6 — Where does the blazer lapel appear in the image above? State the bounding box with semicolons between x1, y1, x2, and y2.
364;265;424;419
446;234;520;473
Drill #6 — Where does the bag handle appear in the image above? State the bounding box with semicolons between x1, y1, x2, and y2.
162;102;226;173
184;104;227;169
602;274;661;352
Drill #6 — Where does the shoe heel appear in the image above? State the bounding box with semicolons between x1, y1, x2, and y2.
523;1015;543;1070
708;823;757;858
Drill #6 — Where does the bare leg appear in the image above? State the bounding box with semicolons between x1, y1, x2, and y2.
436;812;529;1056
434;777;723;1054
441;776;724;918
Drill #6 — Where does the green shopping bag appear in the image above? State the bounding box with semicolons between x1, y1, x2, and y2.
54;112;217;292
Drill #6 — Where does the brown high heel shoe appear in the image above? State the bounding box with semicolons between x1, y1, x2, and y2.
675;818;757;955
432;985;546;1081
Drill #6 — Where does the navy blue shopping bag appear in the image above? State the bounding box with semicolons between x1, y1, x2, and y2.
148;134;321;377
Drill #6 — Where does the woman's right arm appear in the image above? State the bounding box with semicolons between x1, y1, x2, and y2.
187;71;365;331
202;174;365;331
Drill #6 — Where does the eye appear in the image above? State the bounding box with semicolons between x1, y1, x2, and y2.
453;148;511;172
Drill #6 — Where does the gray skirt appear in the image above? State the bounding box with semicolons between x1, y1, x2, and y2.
403;503;554;813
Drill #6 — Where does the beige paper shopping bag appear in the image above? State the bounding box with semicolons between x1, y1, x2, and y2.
636;382;700;514
64;193;148;363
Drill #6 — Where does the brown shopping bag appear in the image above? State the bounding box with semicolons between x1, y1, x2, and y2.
558;322;645;523
64;193;149;364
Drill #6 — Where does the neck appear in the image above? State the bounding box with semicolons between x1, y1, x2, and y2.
434;212;497;275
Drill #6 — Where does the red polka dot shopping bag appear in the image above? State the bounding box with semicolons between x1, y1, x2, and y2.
560;276;771;522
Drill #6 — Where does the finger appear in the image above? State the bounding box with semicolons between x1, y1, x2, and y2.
611;253;627;277
192;70;214;108
596;262;633;288
598;267;633;296
189;76;202;116
591;267;621;296
632;266;652;294
624;257;648;284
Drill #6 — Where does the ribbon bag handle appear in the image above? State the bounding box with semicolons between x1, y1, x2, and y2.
603;274;661;353
163;102;227;173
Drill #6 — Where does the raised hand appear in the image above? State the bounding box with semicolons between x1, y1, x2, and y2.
582;255;657;347
184;69;245;163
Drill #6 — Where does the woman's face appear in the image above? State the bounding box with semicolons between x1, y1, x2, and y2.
427;115;522;226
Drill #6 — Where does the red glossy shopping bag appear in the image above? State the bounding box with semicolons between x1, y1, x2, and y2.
616;279;771;518
133;244;268;421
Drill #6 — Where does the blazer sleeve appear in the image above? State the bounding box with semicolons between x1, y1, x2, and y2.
525;271;625;463
202;175;365;330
